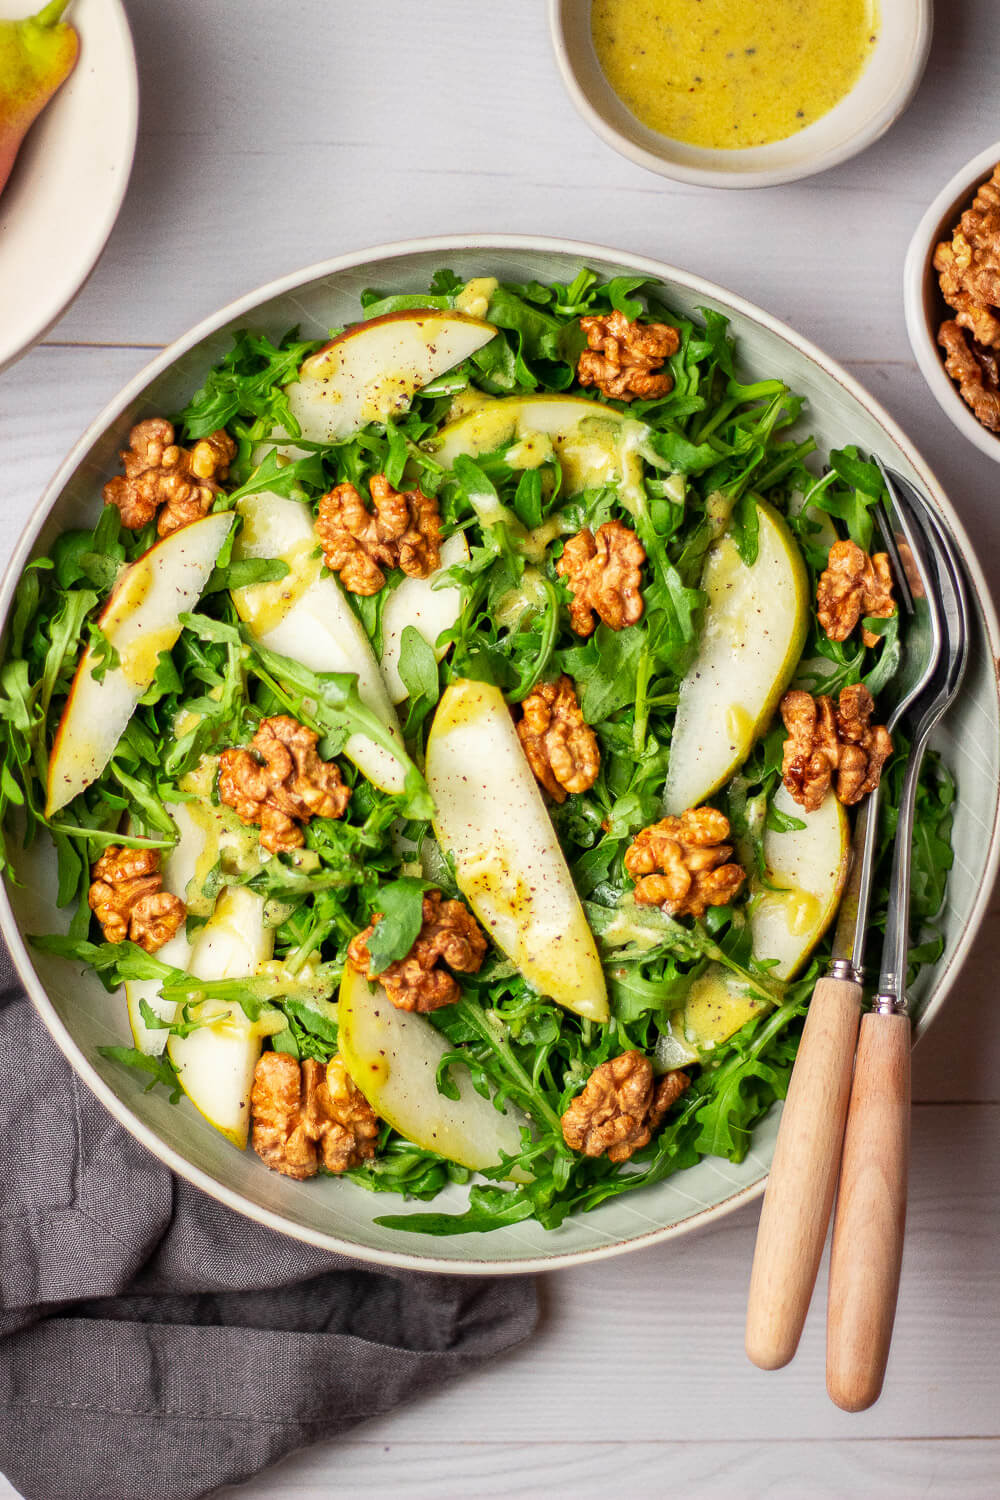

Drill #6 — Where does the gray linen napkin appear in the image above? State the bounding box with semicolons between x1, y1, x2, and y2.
0;947;538;1500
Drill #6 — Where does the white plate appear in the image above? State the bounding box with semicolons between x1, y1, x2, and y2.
0;0;137;373
3;236;999;1273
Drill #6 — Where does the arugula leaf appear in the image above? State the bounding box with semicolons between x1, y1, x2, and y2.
98;1045;183;1102
398;626;439;705
559;623;645;722
364;876;429;974
205;557;289;593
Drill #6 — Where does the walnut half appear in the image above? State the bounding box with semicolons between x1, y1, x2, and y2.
780;685;892;813
88;845;185;952
315;473;442;595
938;320;1000;433
817;540;895;649
251;1052;379;1180
577;310;679;402
103;418;236;536
562;1051;690;1163
218;715;351;855
624;807;745;919
348;889;487;1013
557;519;646;637
516;676;600;803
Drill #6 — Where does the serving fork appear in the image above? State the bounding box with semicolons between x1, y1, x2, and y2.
746;467;954;1376
826;477;970;1410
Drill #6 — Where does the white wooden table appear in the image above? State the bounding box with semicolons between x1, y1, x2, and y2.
2;2;999;1495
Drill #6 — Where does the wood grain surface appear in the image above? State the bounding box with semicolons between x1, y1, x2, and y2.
1;2;998;1496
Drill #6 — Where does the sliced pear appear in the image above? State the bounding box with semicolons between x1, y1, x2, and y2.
231;490;405;792
425;678;609;1022
338;965;529;1177
45;512;232;816
426;393;652;510
656;967;772;1070
126;927;193;1057
750;785;850;980
286;310;497;445
663;500;809;816
126;800;205;1055
379;531;470;703
167;885;275;1149
658;787;851;1065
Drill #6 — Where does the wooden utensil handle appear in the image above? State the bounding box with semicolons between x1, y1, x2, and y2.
746;974;862;1370
826;1010;911;1412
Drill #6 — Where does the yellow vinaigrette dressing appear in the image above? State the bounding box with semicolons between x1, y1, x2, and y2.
591;0;879;150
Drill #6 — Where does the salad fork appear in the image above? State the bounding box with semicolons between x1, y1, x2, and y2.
826;476;970;1411
746;468;943;1372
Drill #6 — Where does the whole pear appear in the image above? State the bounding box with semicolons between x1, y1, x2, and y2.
0;1;79;200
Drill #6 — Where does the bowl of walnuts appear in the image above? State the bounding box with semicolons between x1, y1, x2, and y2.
905;140;1000;461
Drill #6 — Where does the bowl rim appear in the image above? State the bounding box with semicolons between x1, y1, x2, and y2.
547;0;932;190
3;232;998;1275
904;137;1000;464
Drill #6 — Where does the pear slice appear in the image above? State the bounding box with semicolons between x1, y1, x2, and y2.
379;531;469;704
750;785;850;979
126;799;205;1055
425;678;609;1023
231;490;405;792
286;310;497;445
126;776;264;1054
663;500;809;816
658;787;851;1065
45;512;232;816
338;965;529;1176
427;393;650;509
167;885;275;1149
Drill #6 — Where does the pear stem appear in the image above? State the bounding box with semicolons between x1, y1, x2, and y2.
33;0;72;26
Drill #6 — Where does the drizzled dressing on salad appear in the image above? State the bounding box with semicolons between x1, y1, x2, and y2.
591;0;880;150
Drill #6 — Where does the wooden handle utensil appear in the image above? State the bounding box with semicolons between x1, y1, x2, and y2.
826;1009;911;1411
745;974;862;1370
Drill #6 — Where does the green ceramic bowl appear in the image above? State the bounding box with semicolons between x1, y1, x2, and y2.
3;237;997;1272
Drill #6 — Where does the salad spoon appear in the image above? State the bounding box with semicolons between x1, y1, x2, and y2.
746;467;943;1372
826;477;970;1411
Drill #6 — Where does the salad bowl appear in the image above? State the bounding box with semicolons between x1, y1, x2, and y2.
2;236;998;1273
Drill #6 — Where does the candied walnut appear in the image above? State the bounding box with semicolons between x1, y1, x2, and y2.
577;310;680;402
556;519;646;637
938;320;1000;433
817;539;896;650
516;675;599;803
218;715;350;855
934;237;1000;347
624;807;745;919
251;1052;379;1180
780;686;893;814
102;418;236;536
933;168;1000;431
956;170;1000;307
88;845;185;952
348;889;487;1013
561;1050;690;1163
315;473;441;595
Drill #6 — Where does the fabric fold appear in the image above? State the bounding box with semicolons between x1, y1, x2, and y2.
0;953;537;1500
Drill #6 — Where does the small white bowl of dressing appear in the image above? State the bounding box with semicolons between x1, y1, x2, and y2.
549;0;932;189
